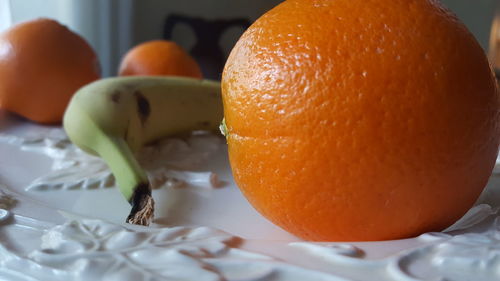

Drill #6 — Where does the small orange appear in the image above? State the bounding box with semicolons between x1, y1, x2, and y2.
0;18;100;124
222;0;500;241
118;40;202;78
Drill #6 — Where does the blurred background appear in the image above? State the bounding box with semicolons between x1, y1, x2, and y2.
0;0;498;79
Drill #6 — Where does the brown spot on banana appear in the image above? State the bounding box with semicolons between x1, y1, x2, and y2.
111;91;121;103
123;119;130;140
134;91;151;126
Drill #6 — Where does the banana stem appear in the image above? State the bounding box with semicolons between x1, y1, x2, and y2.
96;135;154;226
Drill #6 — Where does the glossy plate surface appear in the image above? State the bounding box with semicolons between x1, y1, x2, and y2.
0;111;499;281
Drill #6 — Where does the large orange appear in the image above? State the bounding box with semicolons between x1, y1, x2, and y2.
0;18;100;124
118;40;202;78
222;0;500;241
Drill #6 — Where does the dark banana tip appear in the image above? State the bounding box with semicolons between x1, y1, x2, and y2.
126;182;155;226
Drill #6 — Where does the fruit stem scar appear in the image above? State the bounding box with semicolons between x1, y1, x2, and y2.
126;182;154;226
220;118;228;137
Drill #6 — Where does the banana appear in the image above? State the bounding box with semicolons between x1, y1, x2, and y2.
63;76;223;226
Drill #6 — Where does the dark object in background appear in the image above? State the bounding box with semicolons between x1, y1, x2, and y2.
164;14;250;80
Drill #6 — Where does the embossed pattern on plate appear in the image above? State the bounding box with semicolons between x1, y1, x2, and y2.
0;113;499;281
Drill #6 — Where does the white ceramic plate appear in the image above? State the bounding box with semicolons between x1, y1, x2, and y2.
0;111;499;281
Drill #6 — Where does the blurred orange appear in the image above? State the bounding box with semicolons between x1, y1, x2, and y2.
118;40;202;78
222;0;500;241
0;18;100;124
